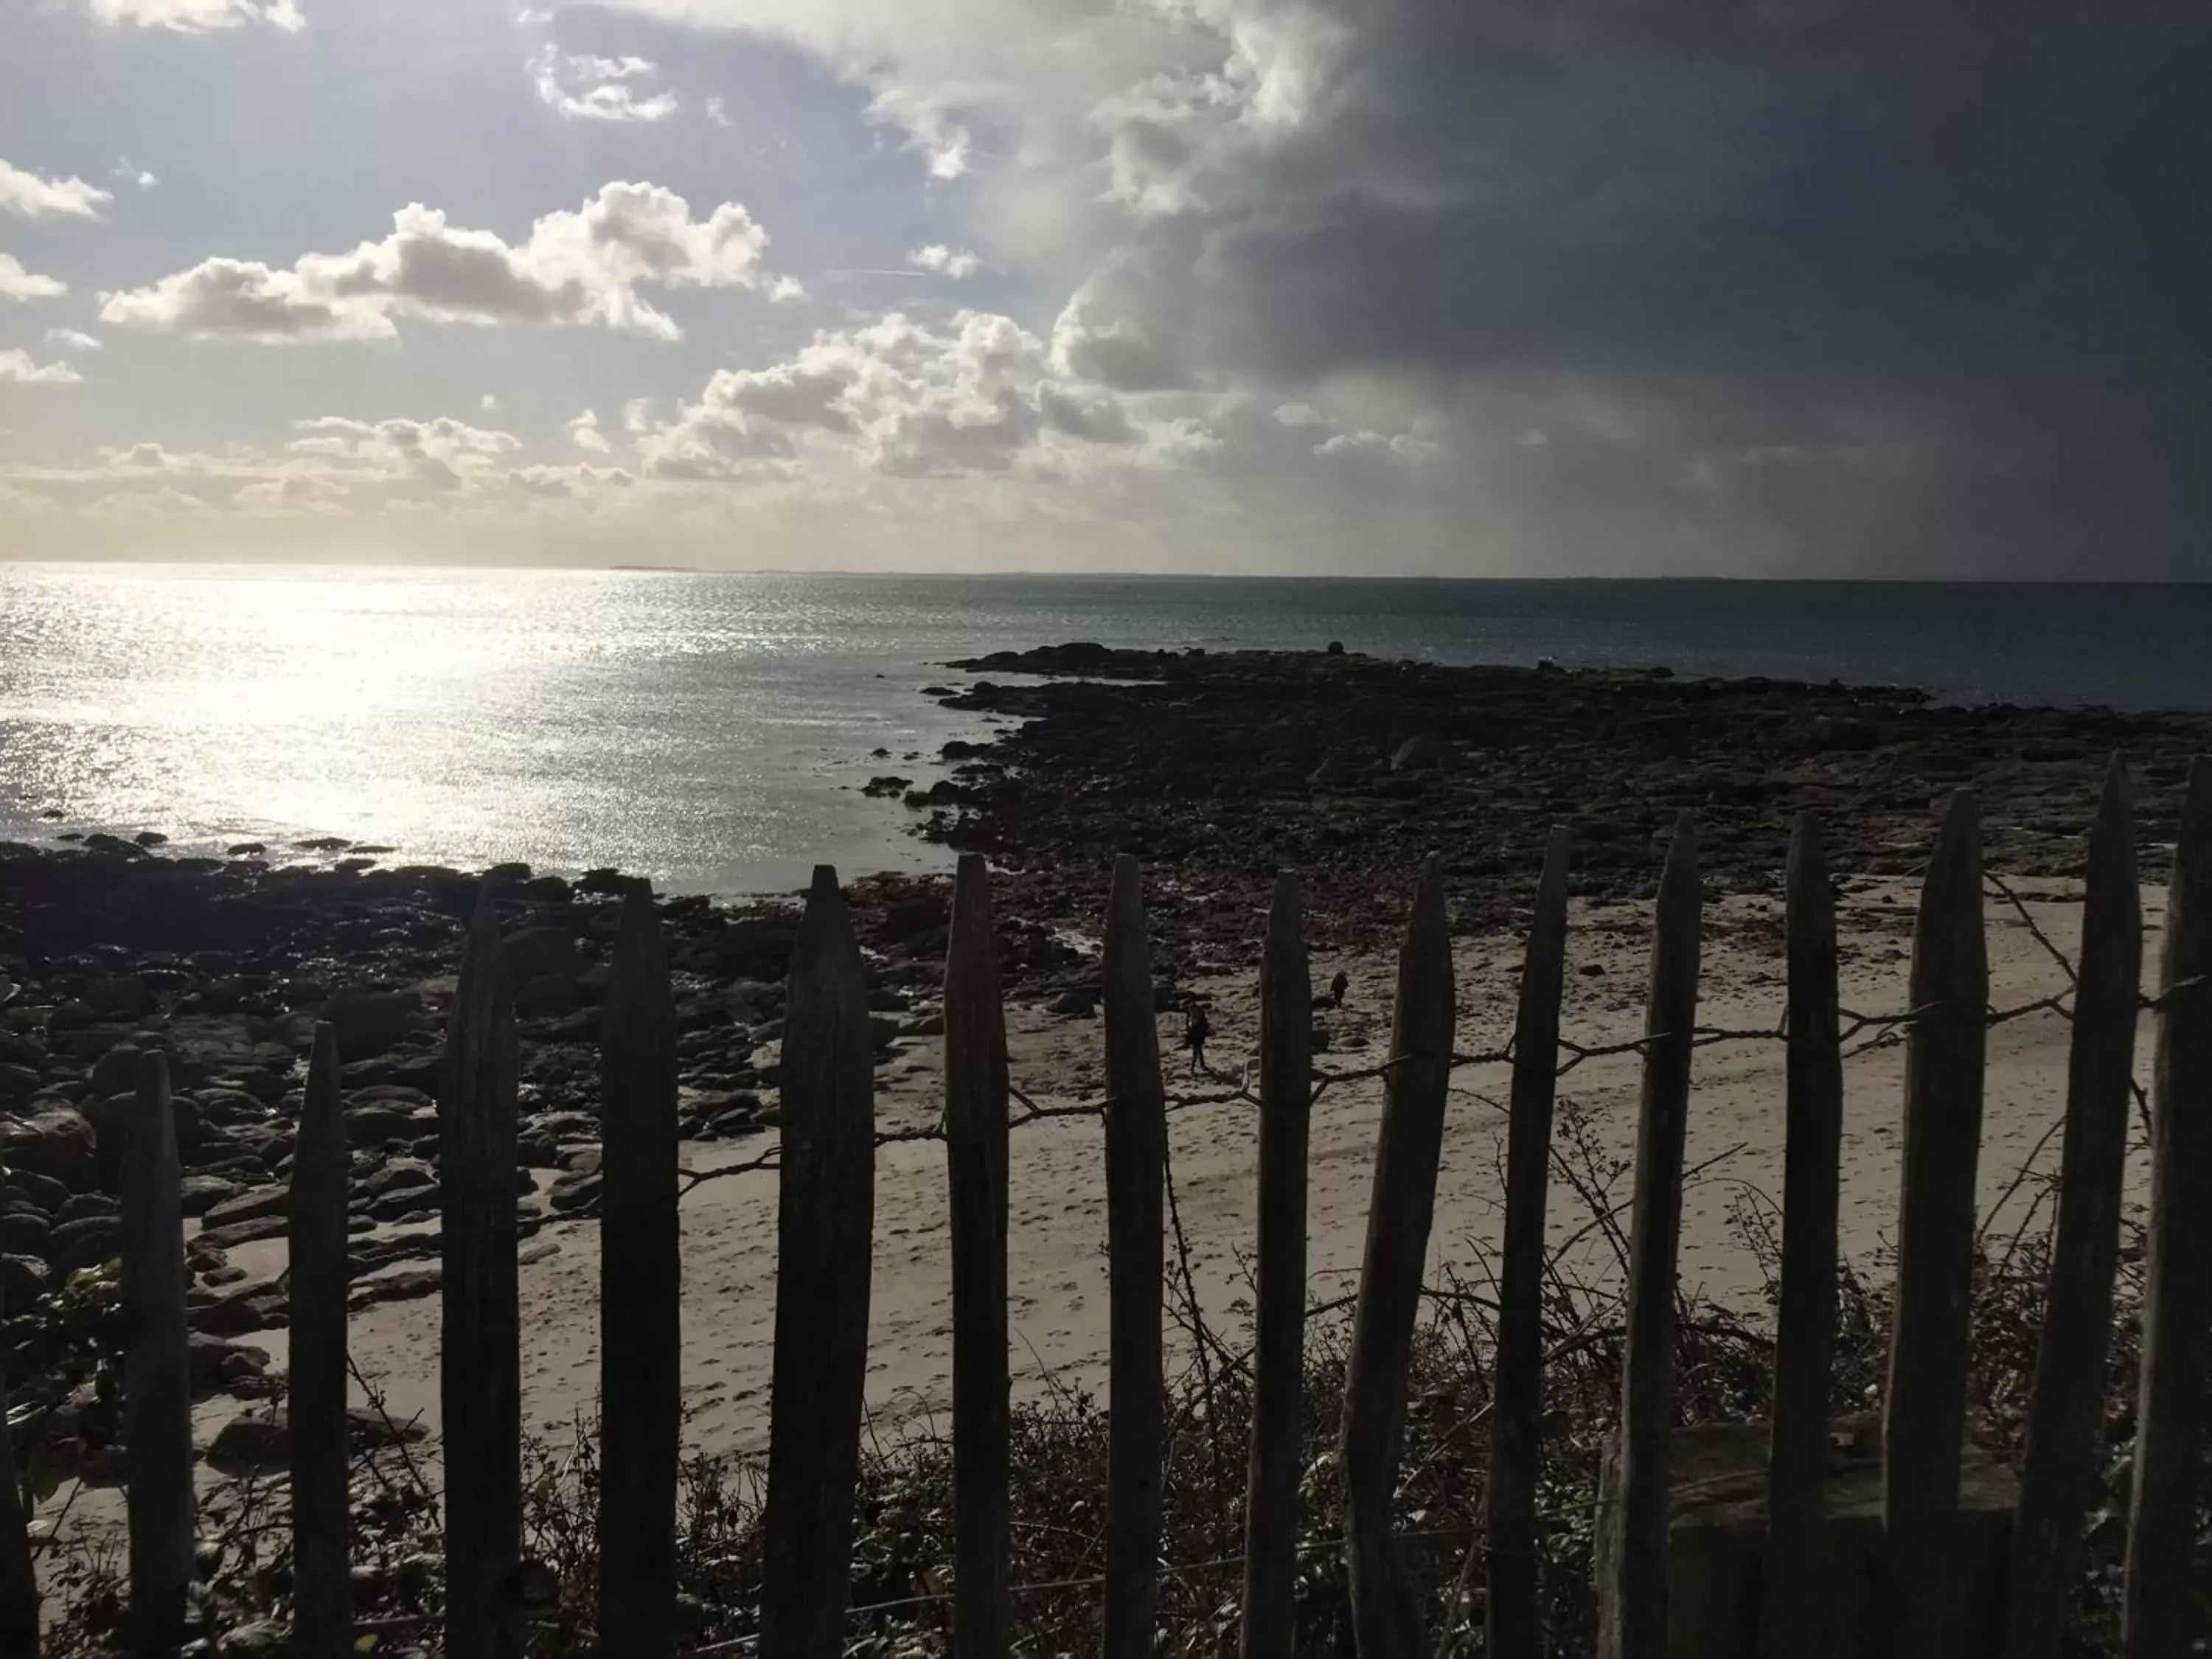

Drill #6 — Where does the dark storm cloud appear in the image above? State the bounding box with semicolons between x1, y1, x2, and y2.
1082;0;2212;574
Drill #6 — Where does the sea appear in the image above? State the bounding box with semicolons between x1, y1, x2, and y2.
2;563;2208;896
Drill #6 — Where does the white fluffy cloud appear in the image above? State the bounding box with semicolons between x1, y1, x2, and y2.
0;349;83;385
529;44;679;123
100;183;779;342
45;329;102;351
909;243;982;279
568;409;612;453
637;308;1183;481
86;0;304;31
0;254;66;301
0;160;114;222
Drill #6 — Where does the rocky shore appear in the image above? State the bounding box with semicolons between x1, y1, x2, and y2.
1;642;2205;1468
911;641;2211;961
0;843;1013;1465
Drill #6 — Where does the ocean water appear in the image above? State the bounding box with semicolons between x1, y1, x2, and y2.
1;563;2208;894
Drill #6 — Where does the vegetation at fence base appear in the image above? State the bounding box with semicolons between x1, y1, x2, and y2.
30;1213;2179;1658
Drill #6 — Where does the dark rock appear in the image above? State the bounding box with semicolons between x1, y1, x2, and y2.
0;1253;51;1310
1048;989;1096;1018
178;1174;243;1217
350;1265;441;1310
514;973;577;1019
195;1214;291;1253
0;1206;49;1258
548;1169;602;1214
55;1192;116;1225
191;1282;286;1337
189;1332;270;1391
84;975;149;1018
0;1062;42;1106
1391;735;1450;772
364;1158;436;1203
6;1170;69;1213
0;1107;97;1191
322;990;420;1059
209;1409;288;1468
504;926;577;984
201;1185;289;1230
685;918;798;979
49;1215;120;1275
347;1100;433;1147
877;894;950;943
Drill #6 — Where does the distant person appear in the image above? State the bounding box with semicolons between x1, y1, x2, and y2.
1184;1001;1211;1076
1330;970;1349;1008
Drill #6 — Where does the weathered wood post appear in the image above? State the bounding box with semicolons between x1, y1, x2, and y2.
1343;857;1455;1659
1102;855;1168;1659
1599;813;1702;1659
945;855;1011;1659
1882;791;1987;1659
1759;811;1843;1659
599;885;681;1659
0;1308;39;1656
762;867;877;1659
1487;827;1571;1659
2004;759;2140;1659
1240;871;1313;1659
442;894;523;1659
290;1023;352;1659
2124;755;2212;1659
123;1048;192;1653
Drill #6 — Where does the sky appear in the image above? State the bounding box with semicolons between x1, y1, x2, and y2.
0;0;2207;577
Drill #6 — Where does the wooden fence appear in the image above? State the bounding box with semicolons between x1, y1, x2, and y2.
7;753;2210;1658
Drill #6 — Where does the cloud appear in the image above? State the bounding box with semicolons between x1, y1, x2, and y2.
0;160;113;222
0;349;83;385
909;243;982;279
0;255;66;302
705;95;731;127
568;408;612;453
577;0;2212;575
86;0;304;31
529;44;680;123
480;393;499;411
44;328;102;351
638;307;1182;481
101;182;779;342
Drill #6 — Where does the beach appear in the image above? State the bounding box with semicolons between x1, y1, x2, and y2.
1;642;2203;1534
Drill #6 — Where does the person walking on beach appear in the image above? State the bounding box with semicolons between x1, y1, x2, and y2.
1184;1001;1211;1077
1330;970;1349;1008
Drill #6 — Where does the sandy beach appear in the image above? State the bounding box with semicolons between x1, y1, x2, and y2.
210;874;2140;1470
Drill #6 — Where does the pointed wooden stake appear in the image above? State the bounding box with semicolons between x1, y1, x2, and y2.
1102;855;1168;1659
2124;757;2212;1659
2004;760;2140;1659
442;892;522;1659
1601;814;1703;1659
762;866;877;1659
1759;811;1844;1659
945;856;1011;1659
1882;792;1988;1659
1488;828;1571;1659
1343;857;1455;1659
123;1048;192;1652
599;885;681;1659
1240;870;1313;1659
291;1023;353;1659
